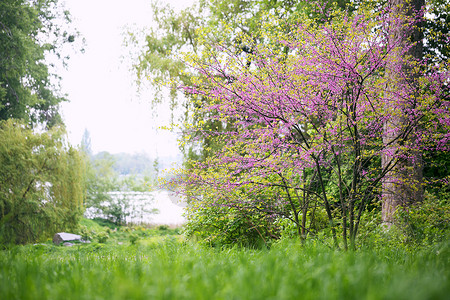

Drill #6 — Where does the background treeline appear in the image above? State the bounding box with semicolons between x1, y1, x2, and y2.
96;151;175;177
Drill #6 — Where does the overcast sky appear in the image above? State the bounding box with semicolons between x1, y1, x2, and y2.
60;0;194;157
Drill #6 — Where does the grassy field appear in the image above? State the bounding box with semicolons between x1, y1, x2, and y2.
0;221;449;300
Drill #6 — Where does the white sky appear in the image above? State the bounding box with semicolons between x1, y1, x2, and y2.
60;0;194;157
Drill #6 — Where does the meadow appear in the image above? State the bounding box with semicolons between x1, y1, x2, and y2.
0;220;448;300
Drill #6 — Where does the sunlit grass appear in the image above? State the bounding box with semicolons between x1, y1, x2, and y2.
1;237;448;300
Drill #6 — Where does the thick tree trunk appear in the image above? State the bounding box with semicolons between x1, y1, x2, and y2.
382;0;424;226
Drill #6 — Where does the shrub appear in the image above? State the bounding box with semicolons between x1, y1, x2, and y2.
129;233;139;245
183;196;279;248
96;232;109;244
396;192;450;247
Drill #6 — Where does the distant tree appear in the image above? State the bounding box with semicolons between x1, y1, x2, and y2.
84;152;124;224
0;120;85;244
153;157;160;180
113;152;154;175
80;129;92;156
0;0;81;128
84;152;156;224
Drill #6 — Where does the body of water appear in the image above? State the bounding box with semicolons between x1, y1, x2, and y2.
85;190;186;226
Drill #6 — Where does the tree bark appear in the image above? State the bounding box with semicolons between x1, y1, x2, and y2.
382;0;425;226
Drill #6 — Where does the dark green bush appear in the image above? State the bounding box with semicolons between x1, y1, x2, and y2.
96;232;109;244
183;197;279;248
397;192;449;247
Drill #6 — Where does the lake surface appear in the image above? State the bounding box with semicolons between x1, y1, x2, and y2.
85;190;186;226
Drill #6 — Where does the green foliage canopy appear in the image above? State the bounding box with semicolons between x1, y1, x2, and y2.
0;0;80;127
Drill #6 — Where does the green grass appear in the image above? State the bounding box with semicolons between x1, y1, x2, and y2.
75;218;182;245
1;237;449;300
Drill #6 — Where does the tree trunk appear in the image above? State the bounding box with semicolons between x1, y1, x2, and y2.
382;0;424;226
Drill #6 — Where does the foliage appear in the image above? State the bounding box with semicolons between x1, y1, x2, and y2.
183;194;279;248
0;0;82;127
112;152;157;176
96;232;109;244
75;217;182;246
129;233;139;245
129;0;333;161
0;119;85;244
0;239;449;299
423;0;450;69
130;0;349;96
84;151;124;224
396;192;450;246
423;149;450;201
174;3;449;249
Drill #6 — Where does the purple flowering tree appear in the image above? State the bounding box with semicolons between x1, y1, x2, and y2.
173;3;449;249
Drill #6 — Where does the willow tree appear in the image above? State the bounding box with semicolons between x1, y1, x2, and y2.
0;120;85;244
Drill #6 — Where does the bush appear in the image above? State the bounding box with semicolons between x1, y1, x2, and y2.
354;195;450;251
183;196;279;248
396;193;450;247
96;232;109;244
129;233;139;245
158;225;169;231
